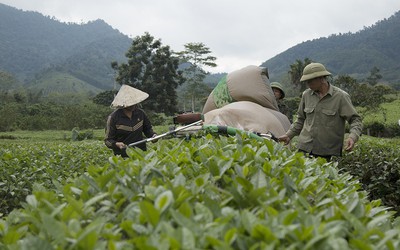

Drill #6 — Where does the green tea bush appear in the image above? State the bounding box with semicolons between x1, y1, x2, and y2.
71;128;94;141
147;111;173;126
385;123;400;137
0;141;110;215
1;134;399;249
360;98;400;138
337;136;400;215
363;121;400;138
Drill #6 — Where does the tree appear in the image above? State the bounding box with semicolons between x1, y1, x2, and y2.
112;32;183;114
334;75;359;95
366;66;382;86
333;75;395;121
92;90;117;106
177;42;217;112
0;71;19;91
333;74;394;109
288;58;312;92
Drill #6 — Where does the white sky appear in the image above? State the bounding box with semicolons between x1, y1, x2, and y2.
2;0;400;73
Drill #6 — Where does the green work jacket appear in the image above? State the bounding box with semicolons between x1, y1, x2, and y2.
286;84;363;156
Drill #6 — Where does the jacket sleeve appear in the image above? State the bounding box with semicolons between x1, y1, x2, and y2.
286;94;305;139
142;112;156;138
341;93;363;142
104;114;118;150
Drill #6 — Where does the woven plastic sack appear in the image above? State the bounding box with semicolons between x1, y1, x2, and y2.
204;101;290;137
202;65;278;114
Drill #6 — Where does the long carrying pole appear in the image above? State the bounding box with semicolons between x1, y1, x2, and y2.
202;124;278;142
256;131;278;142
127;120;203;148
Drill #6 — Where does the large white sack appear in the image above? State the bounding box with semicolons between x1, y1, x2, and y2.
204;101;290;137
202;65;278;114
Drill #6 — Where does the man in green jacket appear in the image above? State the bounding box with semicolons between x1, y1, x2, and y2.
278;62;363;161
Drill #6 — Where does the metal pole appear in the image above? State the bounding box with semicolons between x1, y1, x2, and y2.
127;120;203;147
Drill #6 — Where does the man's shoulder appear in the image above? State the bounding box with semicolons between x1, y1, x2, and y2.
332;85;350;97
302;88;313;97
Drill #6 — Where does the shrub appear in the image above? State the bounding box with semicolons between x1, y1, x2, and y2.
147;111;173;126
0;140;110;214
1;134;399;249
281;97;300;122
337;136;400;215
71;127;94;141
385;123;400;137
364;121;386;137
363;121;400;138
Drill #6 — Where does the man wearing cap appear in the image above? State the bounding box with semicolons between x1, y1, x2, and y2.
271;82;291;122
105;84;157;157
278;62;362;161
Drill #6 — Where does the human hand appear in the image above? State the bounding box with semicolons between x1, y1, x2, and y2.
278;134;291;145
151;134;158;143
116;142;126;149
345;138;355;151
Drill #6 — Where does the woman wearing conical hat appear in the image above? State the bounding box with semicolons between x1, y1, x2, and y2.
105;84;157;157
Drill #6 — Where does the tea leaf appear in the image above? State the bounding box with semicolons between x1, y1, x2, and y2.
155;190;174;213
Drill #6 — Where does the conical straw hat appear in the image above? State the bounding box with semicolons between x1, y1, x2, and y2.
111;84;149;109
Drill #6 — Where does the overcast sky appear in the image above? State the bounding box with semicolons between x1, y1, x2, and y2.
2;0;400;73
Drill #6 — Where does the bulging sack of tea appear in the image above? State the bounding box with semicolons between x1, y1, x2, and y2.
204;101;291;137
202;65;278;114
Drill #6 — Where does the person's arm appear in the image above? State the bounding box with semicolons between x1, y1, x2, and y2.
344;114;362;151
286;95;306;139
341;93;363;151
105;115;123;150
279;96;305;144
142;112;156;138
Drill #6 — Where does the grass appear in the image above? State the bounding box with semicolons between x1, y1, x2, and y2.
0;130;76;141
361;98;400;125
0;125;170;142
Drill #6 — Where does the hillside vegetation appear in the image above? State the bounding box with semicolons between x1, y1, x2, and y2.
263;11;400;86
0;3;131;93
1;3;400;96
28;71;103;95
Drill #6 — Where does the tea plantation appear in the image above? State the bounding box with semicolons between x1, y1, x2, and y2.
0;130;399;249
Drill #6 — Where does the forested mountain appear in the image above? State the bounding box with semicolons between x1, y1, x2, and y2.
1;3;400;96
0;3;131;94
263;10;400;85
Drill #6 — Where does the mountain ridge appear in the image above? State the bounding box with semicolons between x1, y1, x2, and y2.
0;3;131;94
263;10;400;84
1;3;399;95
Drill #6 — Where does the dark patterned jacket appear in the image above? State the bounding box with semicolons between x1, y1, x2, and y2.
105;108;155;157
